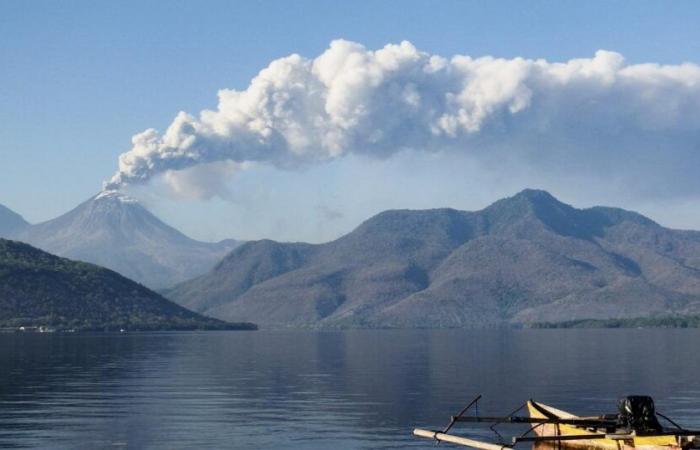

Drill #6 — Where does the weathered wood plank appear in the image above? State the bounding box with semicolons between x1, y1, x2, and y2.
413;429;511;450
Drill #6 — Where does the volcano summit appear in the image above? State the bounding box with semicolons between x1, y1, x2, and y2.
10;191;240;289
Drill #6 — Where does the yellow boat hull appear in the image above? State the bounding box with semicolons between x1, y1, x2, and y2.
528;401;682;450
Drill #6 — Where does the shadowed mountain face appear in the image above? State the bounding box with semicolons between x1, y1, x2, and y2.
0;204;28;238
165;189;700;328
0;239;255;331
11;191;240;289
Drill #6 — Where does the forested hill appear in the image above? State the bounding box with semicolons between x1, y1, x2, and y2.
0;239;256;331
166;189;700;328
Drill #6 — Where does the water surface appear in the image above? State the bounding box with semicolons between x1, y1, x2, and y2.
1;329;700;449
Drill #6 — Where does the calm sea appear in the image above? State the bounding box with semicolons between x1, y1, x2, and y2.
2;329;700;449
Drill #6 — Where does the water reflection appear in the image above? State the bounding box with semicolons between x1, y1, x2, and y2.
1;329;700;449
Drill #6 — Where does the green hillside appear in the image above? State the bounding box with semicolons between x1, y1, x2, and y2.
0;239;256;331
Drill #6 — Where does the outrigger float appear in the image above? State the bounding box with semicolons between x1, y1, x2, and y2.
414;395;700;449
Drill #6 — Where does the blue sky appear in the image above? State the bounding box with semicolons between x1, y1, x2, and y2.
2;1;700;242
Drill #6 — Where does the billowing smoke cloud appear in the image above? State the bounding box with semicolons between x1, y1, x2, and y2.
105;40;700;197
162;160;250;200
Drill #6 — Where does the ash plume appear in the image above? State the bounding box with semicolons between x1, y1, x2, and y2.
104;40;700;197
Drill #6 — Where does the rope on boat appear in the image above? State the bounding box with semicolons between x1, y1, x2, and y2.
656;411;685;431
518;421;545;440
443;395;483;435
489;402;527;444
440;396;528;446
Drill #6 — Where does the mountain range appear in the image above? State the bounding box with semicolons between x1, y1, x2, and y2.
165;189;700;328
0;238;255;331
1;191;240;289
0;204;28;237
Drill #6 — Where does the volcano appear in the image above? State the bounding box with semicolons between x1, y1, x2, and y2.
13;191;239;289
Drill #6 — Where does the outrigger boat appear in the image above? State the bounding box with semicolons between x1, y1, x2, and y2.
414;395;700;449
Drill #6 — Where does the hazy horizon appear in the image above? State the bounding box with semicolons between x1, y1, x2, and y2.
4;185;700;245
3;1;700;243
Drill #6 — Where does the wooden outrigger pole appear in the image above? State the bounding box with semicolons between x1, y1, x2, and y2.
414;429;513;450
413;395;700;449
451;415;618;428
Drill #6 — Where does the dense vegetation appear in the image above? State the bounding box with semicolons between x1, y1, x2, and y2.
530;316;700;329
0;239;256;331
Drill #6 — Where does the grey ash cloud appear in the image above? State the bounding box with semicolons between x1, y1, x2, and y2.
104;40;700;202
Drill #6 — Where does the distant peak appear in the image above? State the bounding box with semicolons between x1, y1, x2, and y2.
512;189;559;203
0;202;29;236
486;189;566;214
94;190;139;204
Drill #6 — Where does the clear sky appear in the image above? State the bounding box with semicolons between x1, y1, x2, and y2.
2;1;700;243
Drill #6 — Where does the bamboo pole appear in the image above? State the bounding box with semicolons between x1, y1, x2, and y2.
515;434;608;442
453;416;617;427
413;429;512;450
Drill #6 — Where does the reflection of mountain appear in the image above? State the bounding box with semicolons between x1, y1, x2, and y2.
0;333;184;448
3;330;698;448
167;190;700;328
10;191;240;289
0;239;253;330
